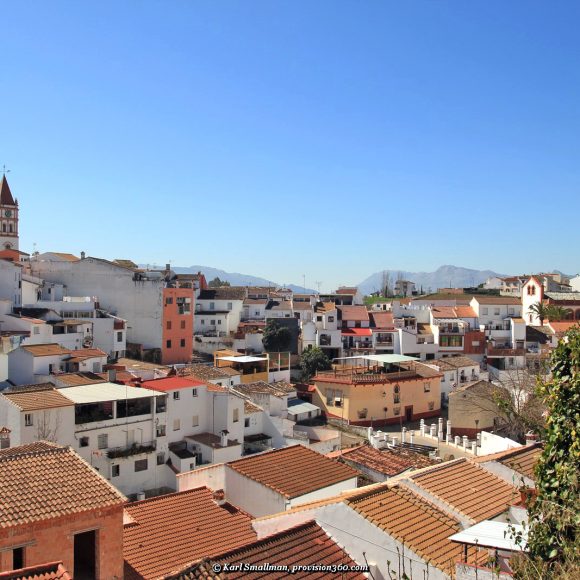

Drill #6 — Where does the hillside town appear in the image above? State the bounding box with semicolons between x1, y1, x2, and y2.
0;174;577;579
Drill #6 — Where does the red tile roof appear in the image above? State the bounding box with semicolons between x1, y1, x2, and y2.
369;311;394;329
0;442;125;528
341;328;372;336
411;459;518;522
227;445;358;499
141;376;206;392
123;488;256;580
337;305;369;322
432;306;477;319
332;444;435;477
2;385;74;411
174;520;366;579
0;175;16;205
0;562;71;580
21;343;71;357
475;443;542;481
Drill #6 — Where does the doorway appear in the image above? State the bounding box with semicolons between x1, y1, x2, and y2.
405;406;413;422
74;530;96;580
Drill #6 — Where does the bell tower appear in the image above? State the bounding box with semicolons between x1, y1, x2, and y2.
0;175;19;251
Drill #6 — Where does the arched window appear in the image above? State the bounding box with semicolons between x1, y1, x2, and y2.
4;243;11;250
1;223;5;233
8;223;13;233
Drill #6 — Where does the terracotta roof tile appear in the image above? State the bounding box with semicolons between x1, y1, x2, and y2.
476;444;542;481
432;306;477;319
64;347;108;362
0;442;125;528
53;372;107;386
233;381;286;398
182;364;233;381
141;376;205;392
173;521;366;579
369;311;394;329
244;400;263;414
198;287;247;301
411;459;518;522
0;562;71;580
337;305;369;322
347;485;480;574
335;444;436;477
227;445;358;499
20;343;71;357
123;488;256;580
2;385;74;411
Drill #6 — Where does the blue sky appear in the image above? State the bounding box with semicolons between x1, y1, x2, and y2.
1;1;579;291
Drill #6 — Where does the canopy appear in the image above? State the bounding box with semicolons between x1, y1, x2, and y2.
449;521;528;552
333;354;419;363
218;355;268;363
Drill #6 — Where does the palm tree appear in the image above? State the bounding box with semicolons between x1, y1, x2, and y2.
545;305;572;322
529;301;551;325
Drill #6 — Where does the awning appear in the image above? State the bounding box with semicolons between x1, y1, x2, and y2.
218;355;268;363
334;354;419;363
449;521;528;552
341;328;372;337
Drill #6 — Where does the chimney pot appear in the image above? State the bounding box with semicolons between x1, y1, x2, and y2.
80;251;86;260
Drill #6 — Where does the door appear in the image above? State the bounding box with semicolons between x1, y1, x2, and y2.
74;530;96;580
405;406;413;422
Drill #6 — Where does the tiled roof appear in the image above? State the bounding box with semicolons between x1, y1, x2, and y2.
2;385;74;411
347;485;479;574
526;326;553;343
314;302;336;313
0;442;125;528
227;445;358;499
64;347;108;361
369;311;394;328
545;291;580;302
174;521;366;579
123;488;256;580
0;562;71;580
335;444;435;477
97;370;138;383
547;321;580;334
233;381;286;398
269;380;295;393
49;253;79;262
337;305;369;322
336;287;359;294
117;358;170;371
471;296;521;305
20;343;71;357
429;356;479;371
141;376;205;392
183;364;232;381
206;383;228;392
432;306;477;319
411;459;518;522
476;444;542;481
244;400;263;414
198;287;247;301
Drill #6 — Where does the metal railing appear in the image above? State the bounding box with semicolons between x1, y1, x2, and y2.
107;440;157;459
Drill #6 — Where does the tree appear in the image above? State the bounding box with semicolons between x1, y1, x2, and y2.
545;305;572;322
300;347;331;381
524;327;580;573
208;277;230;288
262;320;291;353
528;301;551;325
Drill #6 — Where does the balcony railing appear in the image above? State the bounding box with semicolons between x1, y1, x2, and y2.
316;368;418;383
107;440;157;459
487;346;526;357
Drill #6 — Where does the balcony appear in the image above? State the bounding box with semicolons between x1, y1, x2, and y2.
107;440;157;459
487;346;526;357
437;326;466;335
316;366;419;384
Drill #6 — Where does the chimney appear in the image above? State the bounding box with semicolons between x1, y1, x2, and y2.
212;489;226;506
166;263;171;272
525;432;539;446
108;368;117;383
80;251;86;260
220;430;229;447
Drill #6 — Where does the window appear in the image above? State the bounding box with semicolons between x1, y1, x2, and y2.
134;459;148;472
393;407;401;415
317;316;322;322
192;388;198;397
428;401;435;410
424;382;431;393
180;339;186;347
117;331;123;342
97;434;108;449
210;302;215;310
217;320;222;325
210;320;216;325
166;340;172;348
75;402;114;424
24;413;33;426
173;419;181;431
156;396;167;413
33;326;40;335
244;418;250;428
508;307;515;315
328;316;335;322
192;415;199;427
12;547;24;570
394;394;400;404
156;452;165;466
201;319;205;325
180;320;186;329
326;388;334;406
233;408;239;423
117;398;151;418
227;302;233;310
156;424;166;437
494;308;500;316
482;308;488;315
166;321;172;330
79;436;89;447
166;297;173;305
112;464;120;477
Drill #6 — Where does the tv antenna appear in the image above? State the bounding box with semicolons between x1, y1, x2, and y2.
2;165;10;176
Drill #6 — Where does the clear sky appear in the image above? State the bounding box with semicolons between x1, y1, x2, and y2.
1;1;579;291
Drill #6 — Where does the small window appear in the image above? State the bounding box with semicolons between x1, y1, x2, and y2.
233;408;239;423
12;547;24;570
494;308;500;316
134;459;148;472
424;383;431;393
180;320;186;329
24;413;33;426
217;320;222;325
192;388;198;397
180;338;186;347
117;331;123;342
166;321;172;330
201;319;205;325
192;415;199;427
209;302;215;310
173;391;180;400
173;419;180;431
97;434;108;449
210;320;216;325
156;424;166;437
166;340;172;348
244;418;250;428
156;452;165;466
79;436;89;447
166;297;173;305
393;407;401;416
33;327;40;335
112;464;120;477
227;302;233;310
428;401;435;411
482;308;488;315
317;316;322;322
394;394;400;404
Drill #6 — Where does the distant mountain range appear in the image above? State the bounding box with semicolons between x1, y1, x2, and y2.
160;264;316;293
357;265;506;295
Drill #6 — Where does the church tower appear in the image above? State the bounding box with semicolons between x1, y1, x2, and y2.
0;175;19;250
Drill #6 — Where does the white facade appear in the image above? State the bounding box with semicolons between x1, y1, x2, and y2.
0;259;21;306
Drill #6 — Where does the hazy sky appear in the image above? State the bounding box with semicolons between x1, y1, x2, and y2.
1;1;579;291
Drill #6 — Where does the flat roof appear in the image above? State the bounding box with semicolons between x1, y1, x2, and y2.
449;520;527;552
58;382;163;403
335;354;419;363
287;401;320;415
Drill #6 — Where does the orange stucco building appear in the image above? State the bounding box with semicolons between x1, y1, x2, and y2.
162;286;194;365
